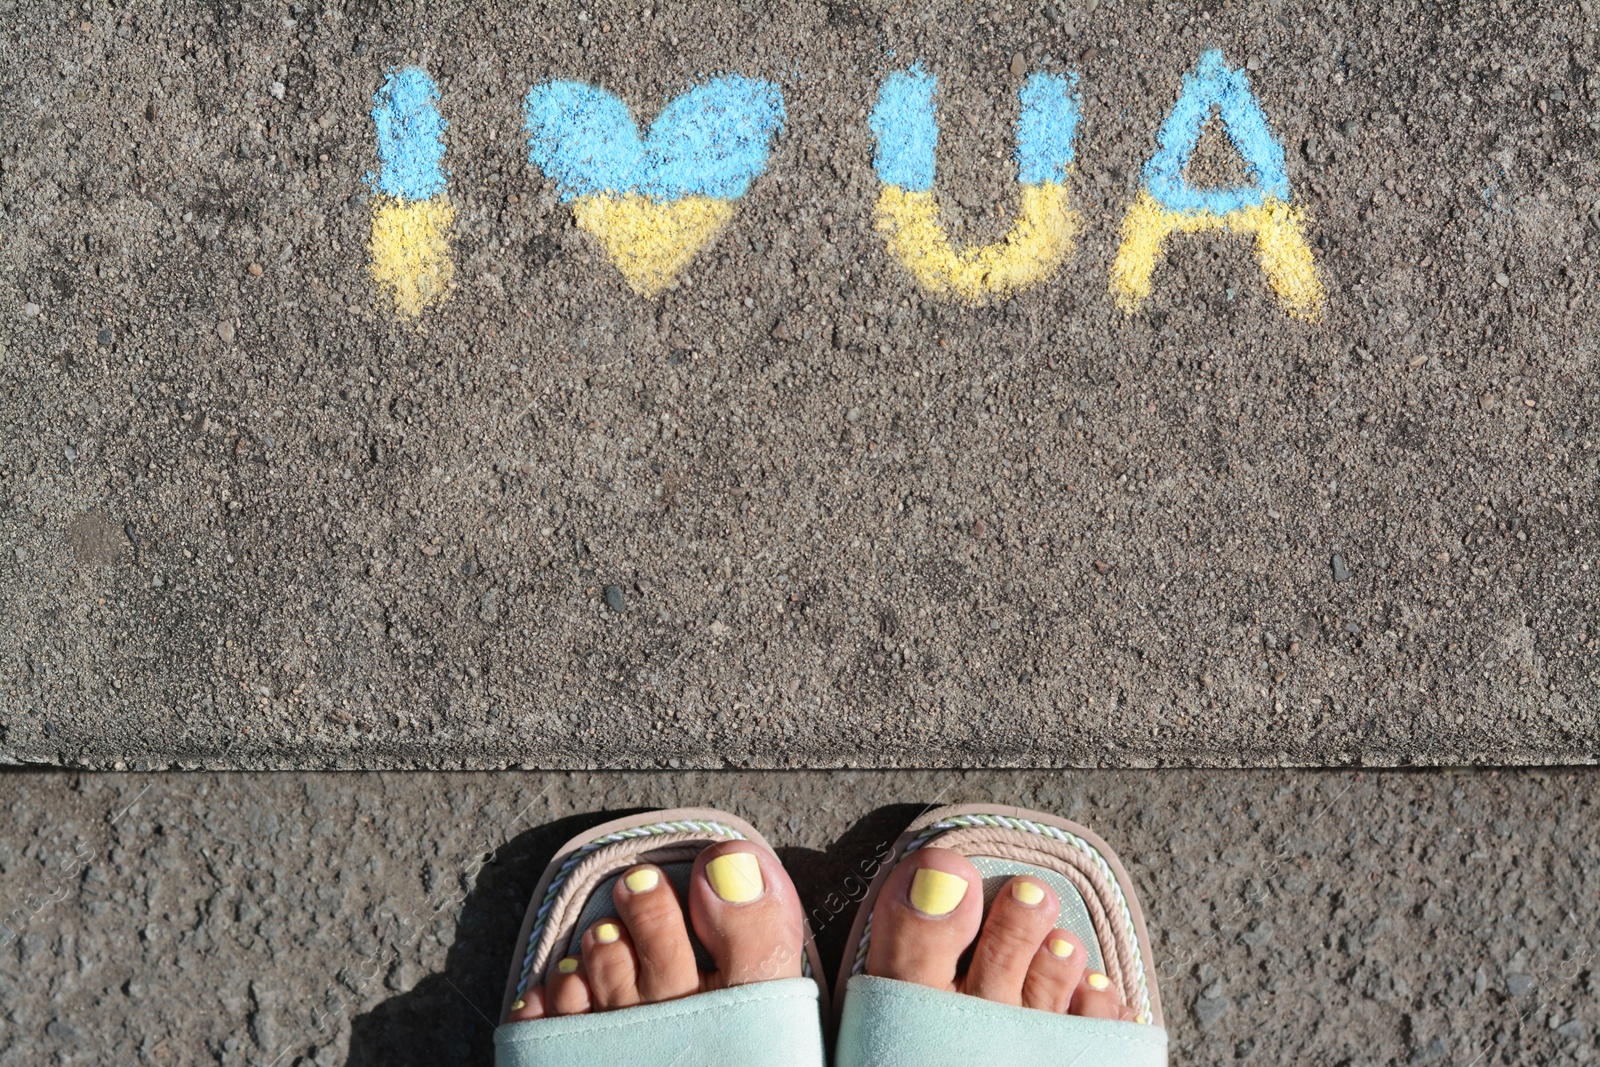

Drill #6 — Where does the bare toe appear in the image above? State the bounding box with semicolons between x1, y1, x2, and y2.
507;986;546;1022
547;956;591;1016
864;847;983;991
1021;929;1088;1012
961;876;1059;1005
613;864;699;1003
688;842;805;988
1070;969;1129;1019
581;919;641;1010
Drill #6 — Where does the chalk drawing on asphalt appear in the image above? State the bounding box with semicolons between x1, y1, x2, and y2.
870;65;1082;304
1110;49;1325;319
524;76;785;296
368;66;455;317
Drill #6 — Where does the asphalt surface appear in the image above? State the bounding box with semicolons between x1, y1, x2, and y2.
2;1;1599;768
0;768;1595;1066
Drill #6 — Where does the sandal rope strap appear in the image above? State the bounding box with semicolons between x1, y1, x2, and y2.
850;813;1155;1026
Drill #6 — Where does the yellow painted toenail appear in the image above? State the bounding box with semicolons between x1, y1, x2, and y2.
909;868;968;916
557;957;579;975
1086;972;1111;991
624;868;660;894
1048;938;1074;958
512;999;525;1011
705;852;764;903
1011;880;1045;906
594;922;620;944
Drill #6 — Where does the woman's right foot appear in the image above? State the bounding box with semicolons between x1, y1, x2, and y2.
865;846;1136;1020
507;840;805;1020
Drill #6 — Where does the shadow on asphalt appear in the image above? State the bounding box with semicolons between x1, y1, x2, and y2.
343;802;932;1066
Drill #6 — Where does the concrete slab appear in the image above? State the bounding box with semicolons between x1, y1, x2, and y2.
0;769;1594;1065
1;2;1597;768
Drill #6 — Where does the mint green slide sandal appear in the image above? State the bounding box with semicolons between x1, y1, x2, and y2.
832;804;1168;1067
494;807;829;1067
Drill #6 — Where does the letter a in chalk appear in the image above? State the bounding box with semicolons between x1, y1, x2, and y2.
870;65;1081;304
1110;50;1324;319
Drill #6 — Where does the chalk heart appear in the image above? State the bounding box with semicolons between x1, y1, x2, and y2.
571;193;736;296
525;77;785;296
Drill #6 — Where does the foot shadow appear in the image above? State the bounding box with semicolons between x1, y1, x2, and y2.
342;802;934;1066
342;808;650;1067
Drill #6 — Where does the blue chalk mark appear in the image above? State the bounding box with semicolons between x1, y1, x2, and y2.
870;65;938;191
371;66;447;201
1142;49;1290;215
1016;73;1081;185
870;67;1082;191
524;76;786;202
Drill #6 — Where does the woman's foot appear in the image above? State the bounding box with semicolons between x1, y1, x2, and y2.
509;840;805;1020
865;846;1136;1020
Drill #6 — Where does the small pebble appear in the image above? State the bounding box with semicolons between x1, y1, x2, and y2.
1010;52;1026;76
477;589;500;624
1331;553;1352;583
217;321;235;343
22;302;40;318
97;328;113;346
1494;272;1510;288
605;585;626;613
1194;994;1231;1030
247;262;263;277
269;81;286;100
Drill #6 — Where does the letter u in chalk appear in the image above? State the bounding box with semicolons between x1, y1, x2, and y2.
367;67;455;317
1110;50;1325;319
870;65;1082;304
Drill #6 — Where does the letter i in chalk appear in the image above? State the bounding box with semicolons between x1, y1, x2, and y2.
870;65;1081;303
1110;50;1325;319
367;66;455;317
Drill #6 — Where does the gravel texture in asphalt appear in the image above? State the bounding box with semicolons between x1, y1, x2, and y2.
0;769;1596;1066
1;1;1598;768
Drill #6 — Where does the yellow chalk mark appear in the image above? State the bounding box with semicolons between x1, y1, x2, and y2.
874;181;1077;304
572;193;736;296
1110;190;1325;319
369;196;456;317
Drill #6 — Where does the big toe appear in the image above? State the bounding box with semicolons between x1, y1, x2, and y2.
688;842;805;988
863;847;983;991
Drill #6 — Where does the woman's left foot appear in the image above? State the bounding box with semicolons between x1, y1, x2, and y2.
864;846;1137;1020
508;840;805;1020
